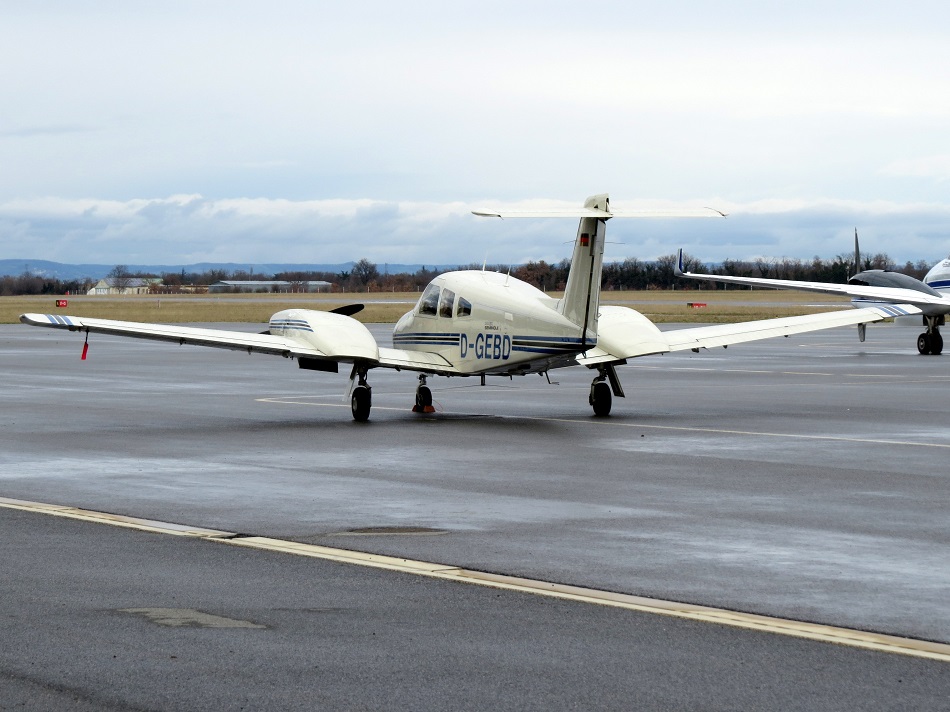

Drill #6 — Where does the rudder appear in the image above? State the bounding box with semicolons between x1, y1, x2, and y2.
558;193;610;349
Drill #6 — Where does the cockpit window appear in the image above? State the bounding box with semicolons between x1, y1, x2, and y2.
418;283;440;316
456;297;472;317
439;288;456;318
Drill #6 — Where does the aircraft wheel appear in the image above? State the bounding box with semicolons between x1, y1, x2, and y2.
590;381;612;417
932;331;944;355
917;333;931;355
416;385;432;408
351;385;372;421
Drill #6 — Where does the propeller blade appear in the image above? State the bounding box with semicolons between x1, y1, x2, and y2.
330;304;365;317
854;228;861;275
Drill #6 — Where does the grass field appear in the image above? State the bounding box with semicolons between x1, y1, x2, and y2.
1;290;852;326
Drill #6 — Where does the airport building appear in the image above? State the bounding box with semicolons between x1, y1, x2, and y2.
87;278;163;295
208;280;333;293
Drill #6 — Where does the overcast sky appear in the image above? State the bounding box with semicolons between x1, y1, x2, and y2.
3;1;950;268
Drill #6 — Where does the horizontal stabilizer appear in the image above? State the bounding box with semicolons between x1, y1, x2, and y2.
473;207;725;219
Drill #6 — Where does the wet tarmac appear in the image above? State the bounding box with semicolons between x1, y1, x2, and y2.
2;320;949;709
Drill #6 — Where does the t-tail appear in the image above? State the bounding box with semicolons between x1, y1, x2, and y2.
558;194;610;349
471;193;724;350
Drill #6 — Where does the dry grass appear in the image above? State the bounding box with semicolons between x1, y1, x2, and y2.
2;293;416;325
1;289;852;325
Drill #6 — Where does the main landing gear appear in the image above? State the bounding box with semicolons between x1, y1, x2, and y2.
413;374;436;414
350;366;372;422
917;316;944;356
589;363;625;417
590;378;611;416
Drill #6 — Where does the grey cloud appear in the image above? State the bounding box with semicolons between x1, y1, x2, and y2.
3;196;950;268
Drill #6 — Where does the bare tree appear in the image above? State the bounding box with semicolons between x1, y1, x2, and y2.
351;258;380;286
107;264;134;293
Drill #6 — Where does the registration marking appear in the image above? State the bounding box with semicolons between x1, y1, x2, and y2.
3;496;950;664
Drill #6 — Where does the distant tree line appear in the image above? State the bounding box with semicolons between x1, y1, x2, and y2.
0;252;935;296
1;273;94;297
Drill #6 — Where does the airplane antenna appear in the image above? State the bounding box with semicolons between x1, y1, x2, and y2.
505;267;511;286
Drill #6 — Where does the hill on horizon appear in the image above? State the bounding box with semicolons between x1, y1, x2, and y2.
0;259;463;281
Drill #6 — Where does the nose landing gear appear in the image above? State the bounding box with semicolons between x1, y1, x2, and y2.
412;374;436;413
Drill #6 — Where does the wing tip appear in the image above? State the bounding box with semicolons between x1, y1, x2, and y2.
20;313;49;326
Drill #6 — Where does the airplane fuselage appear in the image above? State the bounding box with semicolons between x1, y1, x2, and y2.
925;258;950;293
392;270;591;376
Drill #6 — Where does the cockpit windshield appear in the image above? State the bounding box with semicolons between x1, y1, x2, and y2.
417;282;471;318
439;288;456;318
417;283;440;316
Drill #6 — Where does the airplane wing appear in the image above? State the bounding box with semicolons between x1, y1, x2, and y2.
674;250;949;309
21;313;329;358
660;305;920;353
577;303;921;365
377;347;458;373
21;312;460;374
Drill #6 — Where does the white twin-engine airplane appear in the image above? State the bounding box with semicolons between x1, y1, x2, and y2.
675;232;950;355
21;194;912;421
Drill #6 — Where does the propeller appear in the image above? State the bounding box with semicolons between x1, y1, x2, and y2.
260;304;365;334
854;228;861;276
330;304;365;317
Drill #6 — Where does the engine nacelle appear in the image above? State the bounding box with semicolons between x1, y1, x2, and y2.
269;308;379;362
595;305;669;358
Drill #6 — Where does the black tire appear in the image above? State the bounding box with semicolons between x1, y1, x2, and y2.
917;333;931;355
932;331;944;355
590;381;612;417
416;385;432;408
351;386;372;421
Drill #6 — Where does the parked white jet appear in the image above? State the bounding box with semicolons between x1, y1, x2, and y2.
21;195;911;421
675;233;950;354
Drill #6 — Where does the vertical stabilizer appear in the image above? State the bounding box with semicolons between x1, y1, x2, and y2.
558;194;609;347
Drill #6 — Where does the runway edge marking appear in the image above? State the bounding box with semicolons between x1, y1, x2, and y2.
0;496;237;538
3;496;949;664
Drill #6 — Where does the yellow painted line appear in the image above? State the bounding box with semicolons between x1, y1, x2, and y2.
0;496;236;538
3;496;950;663
208;538;950;663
